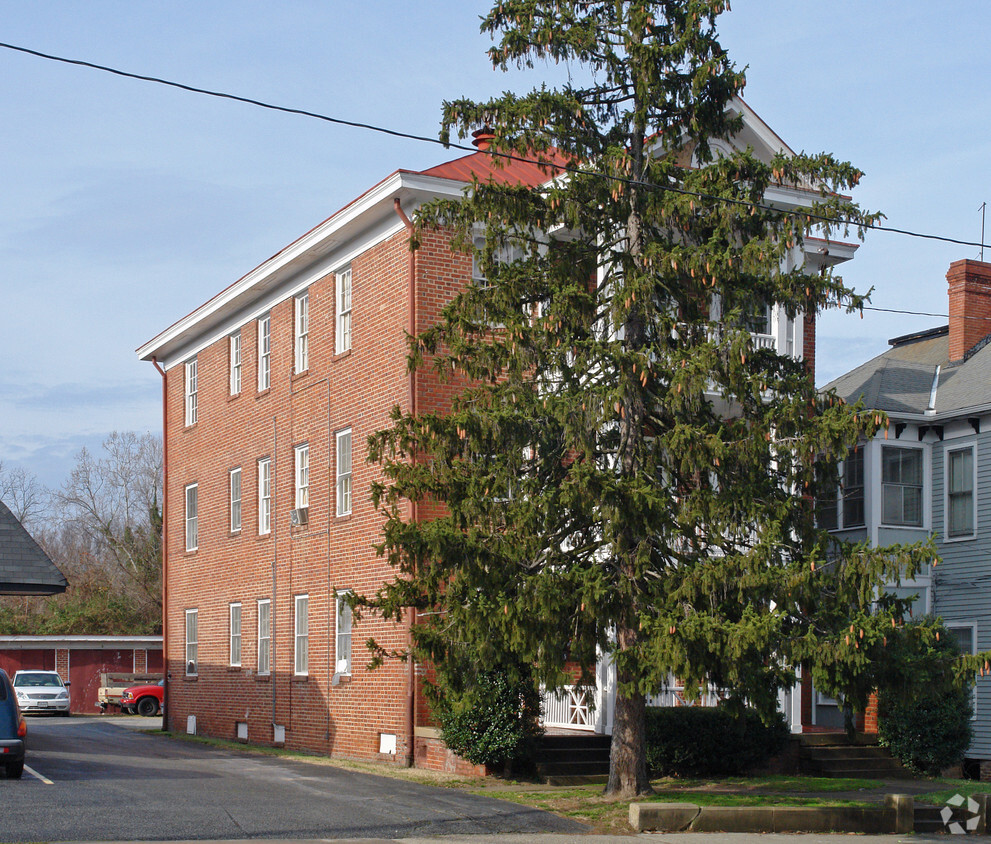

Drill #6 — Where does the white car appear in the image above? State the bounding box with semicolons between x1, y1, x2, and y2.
12;670;71;716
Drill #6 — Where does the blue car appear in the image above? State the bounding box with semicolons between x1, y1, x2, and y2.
0;668;26;778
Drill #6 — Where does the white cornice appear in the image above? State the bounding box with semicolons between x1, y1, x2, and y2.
0;634;162;649
137;171;469;369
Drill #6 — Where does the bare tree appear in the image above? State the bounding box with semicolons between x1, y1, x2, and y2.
53;432;163;610
0;461;46;527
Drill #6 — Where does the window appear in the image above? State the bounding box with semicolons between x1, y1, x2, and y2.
258;458;272;535
185;609;198;676
336;268;352;354
882;446;923;526
185;483;198;551
336;429;352;516
947;624;978;718
230;603;242;667
335;593;352;676
229;331;242;395
818;448;864;531
257;599;271;675
294;444;309;509
295;292;309;373
258;313;271;390
743;302;772;337
184;357;198;426
294;594;309;675
947;446;975;538
230;467;242;533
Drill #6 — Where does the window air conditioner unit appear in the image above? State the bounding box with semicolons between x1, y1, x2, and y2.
290;507;308;526
186;660;197;675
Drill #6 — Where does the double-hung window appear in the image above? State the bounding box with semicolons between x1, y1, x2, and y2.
229;331;242;395
185;483;198;551
258;313;271;391
336;429;352;516
185;609;198;676
881;446;923;526
947;624;978;718
230;467;242;533
336;269;352;354
257;599;271;675
818;448;864;531
258;458;272;535
947;445;976;538
294;444;309;510
335;593;352;676
294;594;309;676
184;358;198;426
230;603;242;667
294;292;309;373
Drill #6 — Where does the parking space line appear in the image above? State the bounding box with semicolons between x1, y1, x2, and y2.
23;764;53;784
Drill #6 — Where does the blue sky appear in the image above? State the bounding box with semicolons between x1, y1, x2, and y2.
1;2;989;487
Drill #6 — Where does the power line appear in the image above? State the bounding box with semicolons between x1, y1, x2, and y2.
1;39;990;255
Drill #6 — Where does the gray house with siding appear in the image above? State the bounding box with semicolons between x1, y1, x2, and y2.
823;258;991;771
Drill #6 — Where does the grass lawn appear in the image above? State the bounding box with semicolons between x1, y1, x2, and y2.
915;779;991;806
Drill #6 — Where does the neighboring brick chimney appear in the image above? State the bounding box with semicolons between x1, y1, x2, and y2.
947;259;991;361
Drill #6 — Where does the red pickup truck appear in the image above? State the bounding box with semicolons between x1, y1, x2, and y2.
120;679;164;717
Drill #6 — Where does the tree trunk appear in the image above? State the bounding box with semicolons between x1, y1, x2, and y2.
605;634;653;797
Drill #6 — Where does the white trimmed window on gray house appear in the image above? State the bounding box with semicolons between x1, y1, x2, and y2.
881;445;924;527
947;444;976;539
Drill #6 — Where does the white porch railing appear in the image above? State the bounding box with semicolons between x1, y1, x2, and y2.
751;332;776;350
541;685;595;731
646;681;725;709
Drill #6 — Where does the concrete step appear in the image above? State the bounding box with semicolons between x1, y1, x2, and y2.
798;741;908;778
798;732;879;747
914;804;975;834
536;734;611;778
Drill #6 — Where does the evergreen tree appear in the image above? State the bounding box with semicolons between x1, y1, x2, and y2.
363;0;932;796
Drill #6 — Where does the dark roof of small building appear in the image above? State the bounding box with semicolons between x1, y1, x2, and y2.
0;501;67;596
823;324;991;417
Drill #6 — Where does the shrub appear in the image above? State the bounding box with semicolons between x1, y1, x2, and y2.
877;620;973;776
435;668;543;770
645;705;788;777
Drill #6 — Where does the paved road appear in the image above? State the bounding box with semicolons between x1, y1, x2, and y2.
0;716;585;842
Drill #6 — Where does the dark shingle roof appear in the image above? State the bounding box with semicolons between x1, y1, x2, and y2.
824;325;991;417
0;500;67;596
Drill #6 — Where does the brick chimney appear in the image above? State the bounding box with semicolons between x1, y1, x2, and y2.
947;259;991;361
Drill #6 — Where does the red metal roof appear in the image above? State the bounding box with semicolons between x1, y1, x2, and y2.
419;148;567;187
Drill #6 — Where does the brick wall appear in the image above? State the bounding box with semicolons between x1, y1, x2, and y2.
164;225;475;767
947;259;991;362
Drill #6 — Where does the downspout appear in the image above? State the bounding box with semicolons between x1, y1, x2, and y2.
272;416;278;735
151;356;168;732
394;197;417;767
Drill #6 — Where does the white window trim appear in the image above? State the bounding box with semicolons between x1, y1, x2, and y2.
294;594;309;676
230;331;242;395
257;599;271;676
335;592;352;677
185;483;198;552
294;444;309;510
185;609;198;676
295;291;309;373
258;313;271;391
184;358;198;426
230;603;242;667
944;441;977;541
230;467;242;533
877;442;927;530
336;268;352;355
946;622;978;720
336;428;352;517
258;458;272;535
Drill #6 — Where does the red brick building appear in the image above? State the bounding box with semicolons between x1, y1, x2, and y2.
138;102;856;767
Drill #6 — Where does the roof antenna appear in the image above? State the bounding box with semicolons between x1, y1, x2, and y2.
980;201;987;261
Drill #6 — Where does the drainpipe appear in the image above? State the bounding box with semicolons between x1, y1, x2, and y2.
394;197;417;767
151;357;168;732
